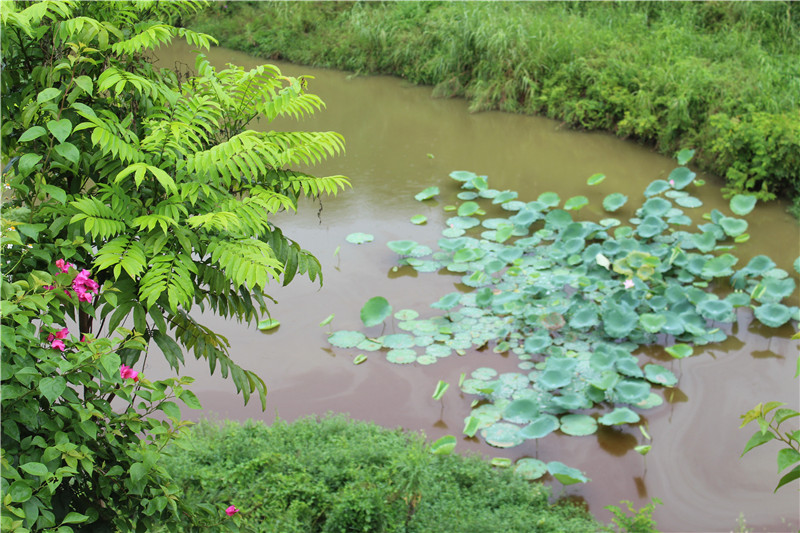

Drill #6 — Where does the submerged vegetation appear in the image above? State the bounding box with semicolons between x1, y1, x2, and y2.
187;1;800;215
328;154;800;479
161;415;604;533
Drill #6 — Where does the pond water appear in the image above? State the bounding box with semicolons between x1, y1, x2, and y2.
151;41;800;532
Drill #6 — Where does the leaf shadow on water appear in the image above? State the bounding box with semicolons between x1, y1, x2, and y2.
595;425;639;457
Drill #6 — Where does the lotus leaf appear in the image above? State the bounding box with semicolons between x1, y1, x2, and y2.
613;380;651;404
589;370;619;391
410;214;427;225
472;367;499;380
547;461;589;485
473;176;489;190
638;313;667;333
665;343;693;359
559;414;598;436
696;299;735;322
730;194;757;216
641;197;672;217
519;414;560;439
328;330;367;348
668;214;693;226
598;407;640;425
603;193;628;212
482;218;508;229
416;355;437;365
450;170;477;182
616;357;644;378
719;216;748;237
754;278;796;303
345;232;374;244
442;227;465;238
537;369;572;391
524;332;552;354
415;186;440;201
514;458;547;480
795;256;800;275
551;393;590;410
725;292;751;307
457;191;479;200
570;306;599;330
565;196;589;210
431;292;461;310
382;334;415;349
545;209;573;230
361;296;392;327
701;254;738;278
644;364;677;387
510;209;538;227
352;354;367;365
394;309;420;321
387;240;418;255
492;191;518;204
446;216;481;229
537;191;560;207
602;303;639;338
430;435;456;456
676;148;695;165
482;422;524;448
754;303;795;328
636;393;664;409
386;348;417;364
644;180;670;197
498;247;523;263
503;398;540;423
587;173;606;186
458;201;480;216
741;255;777;275
356;339;383;352
668;167;696;189
501;200;526;211
675;196;703;208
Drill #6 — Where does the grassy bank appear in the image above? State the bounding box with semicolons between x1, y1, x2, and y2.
161;415;611;532
186;1;800;214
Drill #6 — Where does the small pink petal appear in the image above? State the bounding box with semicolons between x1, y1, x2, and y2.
55;328;70;339
624;279;634;289
120;364;139;381
669;180;675;186
225;505;239;516
51;339;66;352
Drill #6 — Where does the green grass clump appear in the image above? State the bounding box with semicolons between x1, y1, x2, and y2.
161;415;601;532
186;1;800;210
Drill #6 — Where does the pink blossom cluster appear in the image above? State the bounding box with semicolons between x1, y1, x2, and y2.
46;259;99;302
225;505;239;516
119;364;139;382
47;327;70;352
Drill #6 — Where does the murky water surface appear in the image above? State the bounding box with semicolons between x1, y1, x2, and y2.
152;42;800;532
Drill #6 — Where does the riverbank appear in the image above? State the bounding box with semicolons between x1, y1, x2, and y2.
186;1;799;216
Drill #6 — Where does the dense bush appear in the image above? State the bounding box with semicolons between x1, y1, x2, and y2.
161;415;603;533
187;1;800;212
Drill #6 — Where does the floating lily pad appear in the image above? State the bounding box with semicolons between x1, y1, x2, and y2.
416;355;438;365
598;407;640;425
387;240;419;255
431;292;461;310
587;173;606;186
472;367;499;380
547;461;589;485
603;193;628;212
446;216;481;229
361;296;392;327
730;194;757;216
257;318;280;331
696;299;735;322
442;227;465;238
382;334;415;349
328;330;367;349
410;215;427;225
537;192;560;207
514;458;547;480
394;309;419;321
346;232;374;244
565;196;589;211
676;149;695;165
754;303;794;328
668;167;695;189
386;349;417;364
675;196;703;208
665;343;693;359
644;180;670;197
644;364;677;387
641;197;672;217
493;190;519;204
426;344;452;358
519;414;560;439
559;414;598;436
458;201;480;216
503;398;540;424
356;339;383;352
482;422;524;448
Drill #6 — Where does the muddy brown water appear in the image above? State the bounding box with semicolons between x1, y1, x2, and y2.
149;42;800;532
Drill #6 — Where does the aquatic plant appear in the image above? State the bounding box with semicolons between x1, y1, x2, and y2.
329;156;799;481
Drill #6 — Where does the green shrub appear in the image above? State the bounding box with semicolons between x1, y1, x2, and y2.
162;415;602;532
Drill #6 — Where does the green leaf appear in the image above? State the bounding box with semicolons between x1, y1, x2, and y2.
54;142;80;164
152;330;184;370
361;296;392;327
741;430;775;456
61;512;89;525
514;458;547;480
754;303;794;328
730;194;757;216
353;354;367;365
676;148;695;165
519;414;559;439
8;481;32;503
319;314;335;326
547;461;589;485
345;232;373;244
328;330;366;348
643;364;677;387
39;376;66;404
634;444;652;456
564;195;589;210
587;173;606;185
482;422;524;448
602;193;628;212
19;125;47;142
559;414;598;436
257;318;280;330
74;75;93;95
432;380;449;400
37;87;61;103
159;401;182;421
41;184;67;204
598;407;640;425
410;214;427;225
777;448;800;473
415;186;439;201
19;462;48;477
430;435;456;455
665;344;693;359
668;167;695;189
457;201;480;216
179;389;202;409
775;465;800;492
18;153;42;175
46;118;72;143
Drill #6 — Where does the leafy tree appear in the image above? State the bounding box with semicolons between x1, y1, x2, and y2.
1;0;348;529
1;0;349;408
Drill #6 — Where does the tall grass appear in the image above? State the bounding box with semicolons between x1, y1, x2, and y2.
188;1;800;211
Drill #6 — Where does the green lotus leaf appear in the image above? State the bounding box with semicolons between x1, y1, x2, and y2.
589;370;619;391
636;216;668;238
565;196;589;210
676;148;695;165
387;240;418;255
257;318;280;331
587;173;606;186
410;214;427;225
563;237;586;255
668;214;693;226
690;231;717;253
345;232;374;244
510;209;538;226
551;392;590;410
570;306;599;329
668;167;696;189
458;191;479;200
741;255;777;275
602;303;638;338
636;393;665;409
639;313;667;333
352;354;367;365
356;339;383;352
794;256;800;275
382;334;415;349
481;422;524;448
665;343;693;359
730;194;757;216
675;196;702;208
725;292;751;308
616;356;644;378
598;407;640;425
328;330;367;349
450;170;478;182
442;227;465;238
644;180;670;197
537;191;560;207
719;216;748;237
514;458;547;480
603;193;628;212
644;364;677;387
415;335;434;347
701;254;738;278
416;355;437;365
482;218;508;229
446;216;481;229
545;209;573;230
613;380;651;404
696;299;735;322
503;398;540;423
394;309;419;321
415;186;440;201
472;176;489;190
498;247;523;263
537;369;571;391
547;461;589;485
386;348;417;364
754;277;796;303
458;201;480;216
519;414;560;439
754;303;794;328
361;296;392;327
501;200;526;211
431;292;461;310
641;197;672;217
524;332;552;354
430;435;456;455
493;190;519;204
472;367;499;380
559;414;598;436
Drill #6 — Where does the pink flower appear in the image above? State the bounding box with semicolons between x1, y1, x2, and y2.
51;339;66;351
55;259;75;274
43;285;55;290
225;505;239;516
72;269;99;303
623;279;634;289
47;327;69;351
669;179;675;186
120;364;139;382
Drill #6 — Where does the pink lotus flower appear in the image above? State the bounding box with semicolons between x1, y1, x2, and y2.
47;327;70;351
623;279;634;289
120;364;139;382
225;505;239;516
669;179;675;186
